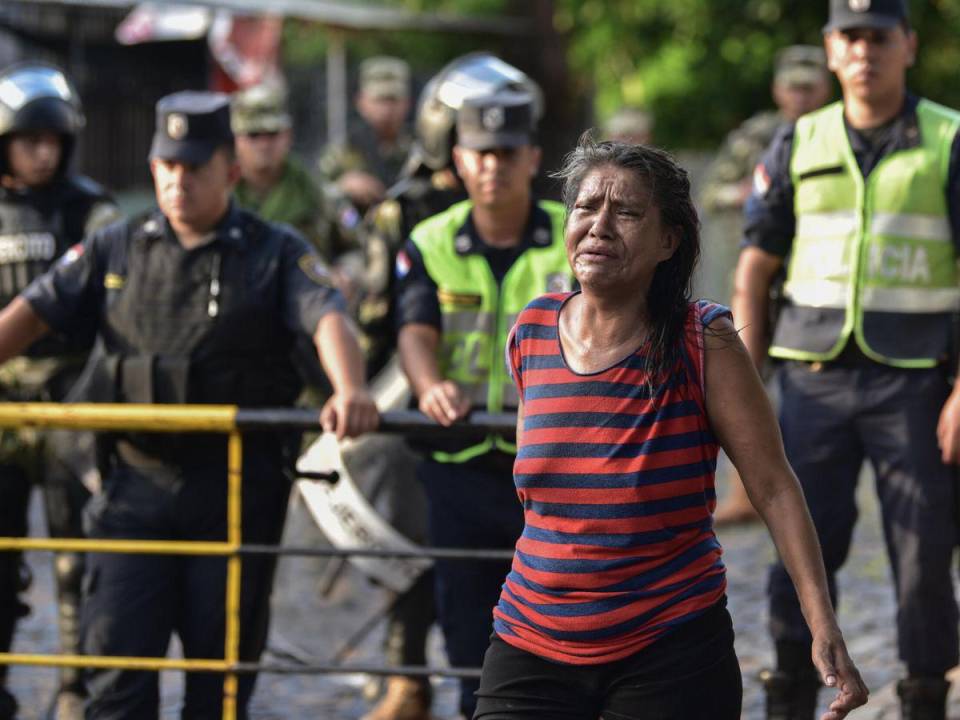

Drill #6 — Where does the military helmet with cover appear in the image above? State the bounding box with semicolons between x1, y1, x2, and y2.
411;53;542;173
0;63;85;175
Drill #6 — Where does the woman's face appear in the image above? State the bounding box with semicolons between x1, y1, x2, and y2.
565;163;677;294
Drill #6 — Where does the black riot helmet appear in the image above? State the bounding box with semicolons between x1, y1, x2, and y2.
406;53;543;175
0;63;85;177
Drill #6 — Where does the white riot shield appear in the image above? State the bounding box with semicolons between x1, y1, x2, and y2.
296;357;430;593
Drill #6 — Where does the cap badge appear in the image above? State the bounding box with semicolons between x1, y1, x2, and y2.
167;113;188;140
481;106;505;132
848;0;870;11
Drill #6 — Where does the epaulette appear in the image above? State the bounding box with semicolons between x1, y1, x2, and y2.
132;209;165;240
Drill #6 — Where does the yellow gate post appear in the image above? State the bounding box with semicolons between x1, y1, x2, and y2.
0;403;245;720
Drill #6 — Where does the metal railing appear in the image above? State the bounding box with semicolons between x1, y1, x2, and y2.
0;403;516;719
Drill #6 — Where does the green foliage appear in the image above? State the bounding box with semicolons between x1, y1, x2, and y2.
557;0;960;149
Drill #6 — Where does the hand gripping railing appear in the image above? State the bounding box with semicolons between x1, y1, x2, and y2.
0;403;516;719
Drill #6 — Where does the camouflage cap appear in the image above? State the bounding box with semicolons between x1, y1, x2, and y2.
774;45;828;87
359;56;410;100
231;83;291;135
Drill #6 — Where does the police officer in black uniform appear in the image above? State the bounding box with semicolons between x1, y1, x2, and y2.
0;62;118;720
0;90;378;719
359;52;544;378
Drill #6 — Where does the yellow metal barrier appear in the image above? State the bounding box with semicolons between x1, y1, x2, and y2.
0;403;246;720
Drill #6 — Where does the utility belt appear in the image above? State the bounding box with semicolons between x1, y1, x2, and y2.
80;351;302;407
80;350;302;469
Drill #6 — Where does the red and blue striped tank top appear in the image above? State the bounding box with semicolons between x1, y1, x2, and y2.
493;293;730;665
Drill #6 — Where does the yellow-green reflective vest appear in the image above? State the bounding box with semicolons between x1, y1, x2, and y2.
770;100;960;368
411;199;573;463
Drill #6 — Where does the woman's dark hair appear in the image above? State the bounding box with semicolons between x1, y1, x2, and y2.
552;133;701;385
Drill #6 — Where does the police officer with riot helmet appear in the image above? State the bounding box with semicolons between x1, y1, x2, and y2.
357;54;542;720
0;90;378;719
395;90;574;720
360;52;542;377
0;62;119;720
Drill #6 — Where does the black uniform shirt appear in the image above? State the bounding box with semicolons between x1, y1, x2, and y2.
743;94;960;258
23;202;344;346
394;201;556;330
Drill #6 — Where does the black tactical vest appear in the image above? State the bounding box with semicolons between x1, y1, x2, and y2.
75;209;305;462
0;176;111;357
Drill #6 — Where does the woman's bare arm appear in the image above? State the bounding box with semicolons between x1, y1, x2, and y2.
703;315;867;720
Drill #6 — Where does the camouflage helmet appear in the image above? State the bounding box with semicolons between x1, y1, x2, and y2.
0;63;85;175
412;53;543;172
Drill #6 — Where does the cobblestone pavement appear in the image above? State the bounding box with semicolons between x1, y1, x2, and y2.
7;467;960;719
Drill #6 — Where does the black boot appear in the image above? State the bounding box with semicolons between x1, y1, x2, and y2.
897;676;949;720
760;641;820;720
760;669;820;720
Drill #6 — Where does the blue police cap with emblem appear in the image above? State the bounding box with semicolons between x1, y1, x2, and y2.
149;91;234;165
456;90;535;151
823;0;908;32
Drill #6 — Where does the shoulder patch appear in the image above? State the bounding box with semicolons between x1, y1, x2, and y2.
297;253;333;286
395;249;412;279
752;162;771;197
58;243;84;267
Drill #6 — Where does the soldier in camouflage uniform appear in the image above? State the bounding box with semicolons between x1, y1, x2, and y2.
319;57;413;214
700;46;832;526
358;54;542;720
232;83;359;265
0;63;119;720
701;45;832;213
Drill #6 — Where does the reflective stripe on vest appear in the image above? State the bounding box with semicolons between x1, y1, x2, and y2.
771;99;960;367
411;199;572;462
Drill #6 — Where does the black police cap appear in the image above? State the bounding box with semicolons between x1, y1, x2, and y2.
149;91;234;165
456;90;535;151
823;0;909;33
